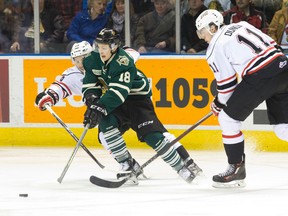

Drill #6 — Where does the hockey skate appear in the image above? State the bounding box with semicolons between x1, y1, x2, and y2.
178;165;196;183
117;158;144;184
187;162;203;176
212;159;246;188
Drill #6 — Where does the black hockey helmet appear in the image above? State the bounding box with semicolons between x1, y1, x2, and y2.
94;28;121;51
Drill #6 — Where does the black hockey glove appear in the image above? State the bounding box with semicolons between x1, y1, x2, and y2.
83;93;100;107
35;89;59;111
83;102;107;129
210;95;225;116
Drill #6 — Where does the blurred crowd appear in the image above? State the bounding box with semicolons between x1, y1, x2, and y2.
0;0;287;54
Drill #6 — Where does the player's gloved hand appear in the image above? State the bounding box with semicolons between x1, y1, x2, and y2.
83;102;107;129
210;96;225;116
35;89;59;111
83;93;100;107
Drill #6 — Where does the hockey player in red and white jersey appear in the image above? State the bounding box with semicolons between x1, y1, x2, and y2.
196;9;288;188
35;41;93;108
35;40;202;182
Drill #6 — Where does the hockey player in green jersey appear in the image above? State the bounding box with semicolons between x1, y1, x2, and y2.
82;28;201;184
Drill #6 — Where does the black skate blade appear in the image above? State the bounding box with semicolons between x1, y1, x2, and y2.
116;171;132;179
89;175;127;188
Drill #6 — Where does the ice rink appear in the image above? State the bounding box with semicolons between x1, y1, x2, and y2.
1;147;288;216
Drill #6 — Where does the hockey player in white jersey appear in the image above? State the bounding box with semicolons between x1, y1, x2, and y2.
196;9;288;188
35;40;202;182
35;41;93;108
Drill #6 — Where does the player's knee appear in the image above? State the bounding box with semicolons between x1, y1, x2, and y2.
274;124;288;142
218;111;241;134
163;132;181;148
98;114;119;133
144;132;165;149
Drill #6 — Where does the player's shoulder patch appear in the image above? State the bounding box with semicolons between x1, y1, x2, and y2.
116;55;130;66
92;69;102;76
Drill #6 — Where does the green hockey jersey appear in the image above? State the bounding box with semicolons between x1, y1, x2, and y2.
82;48;152;114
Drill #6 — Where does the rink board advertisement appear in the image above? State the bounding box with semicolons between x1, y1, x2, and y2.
0;55;286;151
0;59;9;123
24;57;218;126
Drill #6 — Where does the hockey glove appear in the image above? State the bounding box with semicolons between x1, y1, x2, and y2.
83;93;100;107
35;89;59;111
83;102;107;129
210;96;225;116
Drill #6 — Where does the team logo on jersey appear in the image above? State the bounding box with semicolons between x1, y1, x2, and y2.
98;77;108;91
279;60;287;69
116;56;129;66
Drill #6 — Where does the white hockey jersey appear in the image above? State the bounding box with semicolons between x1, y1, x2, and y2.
206;21;284;104
48;65;83;99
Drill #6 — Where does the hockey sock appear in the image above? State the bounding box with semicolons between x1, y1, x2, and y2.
175;145;193;166
103;128;130;163
144;132;183;171
224;141;244;164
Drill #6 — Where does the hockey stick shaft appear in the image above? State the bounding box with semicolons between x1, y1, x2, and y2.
45;105;105;169
57;124;89;183
140;111;213;170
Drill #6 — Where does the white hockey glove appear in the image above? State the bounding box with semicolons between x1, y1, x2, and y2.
210;96;225;116
35;89;59;111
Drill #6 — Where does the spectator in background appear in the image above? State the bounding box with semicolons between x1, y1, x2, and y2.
66;0;113;53
268;0;288;53
230;0;236;8
131;0;154;18
181;0;208;54
252;0;282;24
106;0;136;45
10;0;65;53
129;0;155;46
50;0;83;31
134;0;176;53
206;0;224;11
181;0;190;17
0;1;22;53
204;0;232;11
222;0;268;32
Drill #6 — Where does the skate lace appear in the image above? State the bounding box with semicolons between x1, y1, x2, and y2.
188;163;200;173
218;164;236;177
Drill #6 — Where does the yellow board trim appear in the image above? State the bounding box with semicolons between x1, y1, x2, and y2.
0;128;287;152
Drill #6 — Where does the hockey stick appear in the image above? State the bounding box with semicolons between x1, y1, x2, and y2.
57;123;90;183
90;111;213;188
45;105;105;169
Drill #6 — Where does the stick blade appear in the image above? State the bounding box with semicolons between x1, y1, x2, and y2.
57;177;63;184
89;175;126;188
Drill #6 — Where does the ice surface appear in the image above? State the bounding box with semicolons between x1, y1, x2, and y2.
1;147;288;216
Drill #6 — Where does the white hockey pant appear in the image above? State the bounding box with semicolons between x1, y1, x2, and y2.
218;111;244;144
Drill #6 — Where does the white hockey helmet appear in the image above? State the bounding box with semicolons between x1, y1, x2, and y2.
196;9;224;36
70;41;93;58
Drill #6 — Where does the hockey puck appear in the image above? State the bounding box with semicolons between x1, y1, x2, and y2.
19;194;28;197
